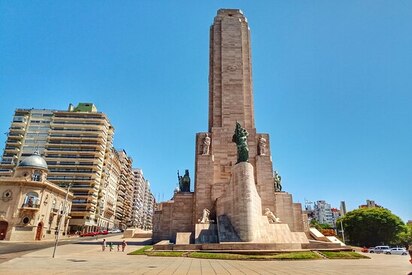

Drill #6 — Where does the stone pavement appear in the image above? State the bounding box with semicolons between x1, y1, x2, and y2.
0;236;411;275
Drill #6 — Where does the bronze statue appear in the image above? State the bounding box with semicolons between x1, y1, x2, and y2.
178;169;191;192
274;170;282;192
232;122;249;163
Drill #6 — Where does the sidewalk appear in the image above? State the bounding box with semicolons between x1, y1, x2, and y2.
0;237;411;275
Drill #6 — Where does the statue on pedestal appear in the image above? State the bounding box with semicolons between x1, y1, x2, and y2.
198;208;211;224
178;169;191;192
232;122;249;163
274;170;282;192
202;134;211;155
258;136;267;155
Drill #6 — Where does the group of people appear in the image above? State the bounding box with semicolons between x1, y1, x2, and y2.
101;239;127;252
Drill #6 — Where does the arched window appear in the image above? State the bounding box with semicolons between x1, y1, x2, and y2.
24;192;40;208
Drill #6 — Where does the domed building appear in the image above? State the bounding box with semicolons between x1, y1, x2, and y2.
0;152;73;241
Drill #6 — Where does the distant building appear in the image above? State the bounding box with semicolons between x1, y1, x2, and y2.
130;169;155;230
340;201;347;216
0;153;73;241
359;199;382;209
313;200;334;227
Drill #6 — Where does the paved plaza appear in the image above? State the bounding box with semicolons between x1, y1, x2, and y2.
0;236;411;274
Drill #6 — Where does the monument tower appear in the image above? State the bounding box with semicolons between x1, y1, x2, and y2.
154;9;309;247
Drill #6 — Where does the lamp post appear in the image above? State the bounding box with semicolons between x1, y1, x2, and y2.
52;183;72;258
340;220;345;244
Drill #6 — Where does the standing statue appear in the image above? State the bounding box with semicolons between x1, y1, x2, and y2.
274;170;282;192
202;133;211;155
178;169;191;192
258;136;267;156
198;208;211;224
232;122;249;163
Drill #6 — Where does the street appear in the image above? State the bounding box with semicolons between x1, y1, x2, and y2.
0;233;123;263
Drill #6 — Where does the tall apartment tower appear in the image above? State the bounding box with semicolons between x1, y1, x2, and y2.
0;103;114;232
131;169;146;228
115;150;134;229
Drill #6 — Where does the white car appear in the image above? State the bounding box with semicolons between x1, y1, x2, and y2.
108;229;122;234
369;246;390;254
385;247;408;255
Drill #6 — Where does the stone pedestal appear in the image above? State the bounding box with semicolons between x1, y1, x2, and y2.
216;162;262;242
195;224;218;244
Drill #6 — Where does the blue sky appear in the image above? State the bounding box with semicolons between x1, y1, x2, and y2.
1;1;411;222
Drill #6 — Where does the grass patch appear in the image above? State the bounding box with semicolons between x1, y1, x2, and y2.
188;251;321;260
321;251;370;259
146;251;186;257
128;246;185;257
128;245;153;255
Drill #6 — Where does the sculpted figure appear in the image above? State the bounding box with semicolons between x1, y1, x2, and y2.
274;170;282;192
265;208;281;223
202;134;211;155
232;122;249;163
199;208;210;224
258;136;267;155
178;169;191;192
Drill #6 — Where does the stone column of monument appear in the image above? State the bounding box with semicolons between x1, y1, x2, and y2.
194;9;276;225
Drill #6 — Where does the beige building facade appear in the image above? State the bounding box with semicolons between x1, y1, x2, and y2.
0;153;73;241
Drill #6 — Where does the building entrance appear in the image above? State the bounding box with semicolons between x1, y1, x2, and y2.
35;222;43;240
0;221;8;240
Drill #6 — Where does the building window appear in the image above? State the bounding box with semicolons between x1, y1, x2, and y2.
32;170;41;182
23;192;40;208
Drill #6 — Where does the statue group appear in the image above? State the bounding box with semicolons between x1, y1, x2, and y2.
232;122;249;163
178;169;191;192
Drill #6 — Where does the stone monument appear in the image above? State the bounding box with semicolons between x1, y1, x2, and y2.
153;9;342;250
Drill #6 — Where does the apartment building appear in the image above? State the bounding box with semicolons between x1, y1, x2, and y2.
115;150;134;230
0;103;113;232
131;169;146;228
97;147;121;230
0;103;156;232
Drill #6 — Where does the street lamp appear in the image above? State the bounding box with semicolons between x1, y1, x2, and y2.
52;183;72;258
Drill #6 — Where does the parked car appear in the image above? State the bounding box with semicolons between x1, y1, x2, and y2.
385;247;408;255
108;229;122;234
361;247;371;253
97;230;108;235
369;246;390;254
80;231;98;237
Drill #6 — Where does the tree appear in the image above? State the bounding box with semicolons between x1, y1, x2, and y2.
337;208;406;247
395;223;412;247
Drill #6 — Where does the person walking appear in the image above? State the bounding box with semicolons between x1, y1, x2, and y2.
102;239;106;252
121;240;127;252
109;242;114;252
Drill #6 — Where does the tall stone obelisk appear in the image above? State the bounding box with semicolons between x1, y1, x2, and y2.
194;9;277;226
208;9;254;131
153;9;308;244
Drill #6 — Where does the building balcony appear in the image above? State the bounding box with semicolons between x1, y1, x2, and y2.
20;202;40;211
8;133;24;140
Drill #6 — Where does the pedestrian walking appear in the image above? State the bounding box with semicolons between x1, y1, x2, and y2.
117;243;120;252
109;242;114;252
102;239;106;252
121;240;127;252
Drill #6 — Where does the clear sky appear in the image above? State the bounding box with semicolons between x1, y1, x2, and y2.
1;1;411;222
